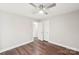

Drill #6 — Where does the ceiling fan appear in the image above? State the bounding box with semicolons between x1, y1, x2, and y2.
29;3;56;15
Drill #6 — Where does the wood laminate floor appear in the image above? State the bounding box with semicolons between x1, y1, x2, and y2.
0;40;79;55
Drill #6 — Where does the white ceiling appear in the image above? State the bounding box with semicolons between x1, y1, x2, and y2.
0;3;79;20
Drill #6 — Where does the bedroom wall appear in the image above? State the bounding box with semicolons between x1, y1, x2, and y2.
0;11;33;52
49;10;79;51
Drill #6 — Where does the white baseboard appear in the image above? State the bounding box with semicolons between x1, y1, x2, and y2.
49;41;79;52
0;40;33;53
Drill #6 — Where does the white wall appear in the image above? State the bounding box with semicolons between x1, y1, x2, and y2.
49;10;79;51
0;11;33;52
0;14;2;50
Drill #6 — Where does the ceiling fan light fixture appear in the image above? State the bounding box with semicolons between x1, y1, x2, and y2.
39;10;44;14
29;3;56;15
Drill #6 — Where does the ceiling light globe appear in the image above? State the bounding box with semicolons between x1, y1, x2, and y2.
39;10;44;14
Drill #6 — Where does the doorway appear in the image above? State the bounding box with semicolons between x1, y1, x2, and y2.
33;20;50;41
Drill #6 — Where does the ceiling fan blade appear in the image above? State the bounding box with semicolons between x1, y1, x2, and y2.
46;3;56;9
29;3;37;8
39;4;44;9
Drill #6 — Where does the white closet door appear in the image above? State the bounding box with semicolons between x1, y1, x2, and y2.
43;20;50;41
33;22;38;37
38;20;50;41
38;22;43;40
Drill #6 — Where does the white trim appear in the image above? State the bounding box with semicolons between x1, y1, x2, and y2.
49;41;79;52
0;40;33;53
